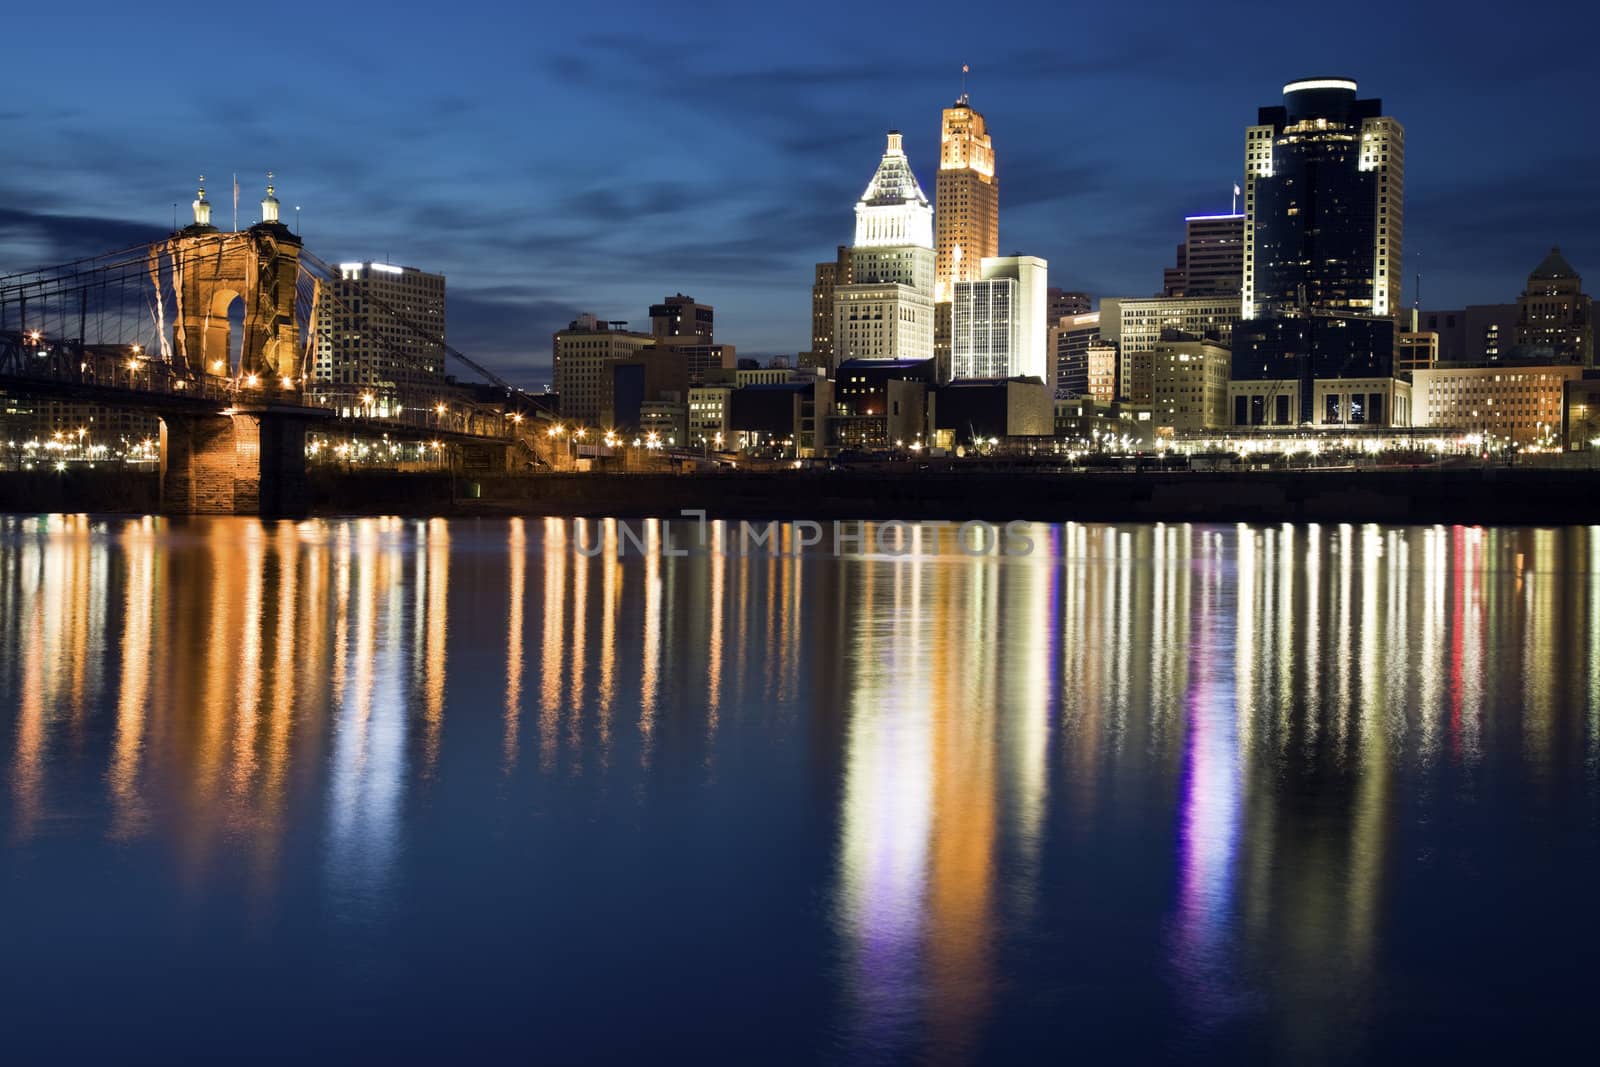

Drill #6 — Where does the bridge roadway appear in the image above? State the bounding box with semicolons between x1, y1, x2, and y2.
1;333;521;514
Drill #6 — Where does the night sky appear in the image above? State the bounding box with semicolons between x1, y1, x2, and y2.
4;2;1596;387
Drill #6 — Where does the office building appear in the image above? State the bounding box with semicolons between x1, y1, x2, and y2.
1413;364;1582;445
1396;329;1439;374
688;385;734;447
951;255;1047;381
1152;338;1232;431
1047;289;1092;322
1229;313;1403;426
1049;311;1101;398
312;261;446;409
1243;78;1404;319
933;95;998;303
832;132;936;366
1163;214;1244;298
1421;305;1519;363
802;246;852;370
1515;248;1592;364
1086;343;1119;406
1100;295;1240;404
552;314;655;424
933;93;998;376
1564;376;1600;450
650;294;714;344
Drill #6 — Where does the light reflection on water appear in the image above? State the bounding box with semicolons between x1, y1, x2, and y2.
2;516;1599;1062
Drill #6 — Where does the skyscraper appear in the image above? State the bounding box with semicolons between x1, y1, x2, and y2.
1242;78;1404;320
933;90;998;379
934;94;998;304
832;131;936;365
951;256;1047;381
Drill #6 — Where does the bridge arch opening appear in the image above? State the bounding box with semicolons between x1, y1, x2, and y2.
200;288;244;376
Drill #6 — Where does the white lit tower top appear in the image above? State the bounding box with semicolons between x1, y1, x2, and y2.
854;131;934;250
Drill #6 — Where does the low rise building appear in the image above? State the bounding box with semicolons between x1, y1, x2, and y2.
1413;363;1582;446
933;378;1054;444
688;385;734;447
1564;375;1600;450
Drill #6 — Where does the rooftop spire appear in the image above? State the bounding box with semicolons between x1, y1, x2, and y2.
260;171;280;224
958;63;970;106
192;175;212;227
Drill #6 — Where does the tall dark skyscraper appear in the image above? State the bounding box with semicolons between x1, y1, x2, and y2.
1242;78;1404;320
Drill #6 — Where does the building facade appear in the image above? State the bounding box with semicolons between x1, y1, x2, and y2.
933;97;998;304
1152;339;1232;431
650;294;714;344
1163;214;1244;298
1412;364;1581;446
1100;295;1240;404
951;256;1047;381
1047;289;1091;323
802;246;852;370
1243;78;1403;320
1229;313;1399;426
312;261;446;411
1048;311;1101;398
1515;248;1593;364
552;314;656;424
1421;305;1519;363
832;132;936;366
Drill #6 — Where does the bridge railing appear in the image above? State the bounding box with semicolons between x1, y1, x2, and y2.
0;333;257;405
1;333;516;442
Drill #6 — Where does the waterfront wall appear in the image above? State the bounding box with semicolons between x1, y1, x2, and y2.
6;467;1600;525
315;468;1600;525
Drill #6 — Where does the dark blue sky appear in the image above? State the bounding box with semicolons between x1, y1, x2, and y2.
4;2;1596;387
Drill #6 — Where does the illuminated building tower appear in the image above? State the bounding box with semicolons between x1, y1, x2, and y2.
1242;78;1403;320
951;256;1047;381
934;94;997;303
1515;248;1593;365
933;90;998;374
1234;78;1406;425
832;131;936;366
312;260;446;410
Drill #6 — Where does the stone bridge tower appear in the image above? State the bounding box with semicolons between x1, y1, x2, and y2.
160;177;304;383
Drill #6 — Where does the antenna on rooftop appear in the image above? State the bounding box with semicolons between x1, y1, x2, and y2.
959;63;970;105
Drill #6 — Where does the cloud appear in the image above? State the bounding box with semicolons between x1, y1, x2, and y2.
0;208;168;269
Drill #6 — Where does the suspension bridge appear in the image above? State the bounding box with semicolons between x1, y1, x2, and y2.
0;179;535;515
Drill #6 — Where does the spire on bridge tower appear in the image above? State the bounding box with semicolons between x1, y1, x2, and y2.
192;176;212;227
261;172;280;225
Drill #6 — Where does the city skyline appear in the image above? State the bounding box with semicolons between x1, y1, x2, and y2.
2;2;1596;388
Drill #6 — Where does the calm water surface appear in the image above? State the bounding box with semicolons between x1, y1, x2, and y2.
2;516;1598;1063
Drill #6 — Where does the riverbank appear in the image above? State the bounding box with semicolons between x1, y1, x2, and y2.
9;466;1600;524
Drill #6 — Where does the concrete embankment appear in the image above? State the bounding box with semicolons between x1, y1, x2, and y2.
5;467;1600;525
312;467;1600;525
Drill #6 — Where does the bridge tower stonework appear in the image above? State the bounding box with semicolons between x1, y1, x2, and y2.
156;179;312;516
161;178;304;381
